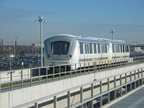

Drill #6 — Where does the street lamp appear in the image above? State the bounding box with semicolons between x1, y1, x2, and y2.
9;54;14;70
110;30;116;40
36;16;47;67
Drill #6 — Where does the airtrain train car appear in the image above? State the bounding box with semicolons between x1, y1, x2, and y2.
44;34;130;70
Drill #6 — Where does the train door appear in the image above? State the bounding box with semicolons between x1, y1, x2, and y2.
79;43;89;67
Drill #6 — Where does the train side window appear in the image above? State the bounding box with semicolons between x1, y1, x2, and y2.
122;45;124;52
87;44;90;54
123;45;125;52
85;44;90;54
118;45;119;52
112;44;115;53
118;45;120;52
128;45;129;52
125;45;129;52
105;44;107;53
90;43;93;54
116;45;118;52
98;44;101;53
119;45;121;53
94;44;97;53
80;43;84;54
128;45;130;52
85;44;87;54
125;45;127;52
102;44;104;53
121;45;123;52
102;44;105;53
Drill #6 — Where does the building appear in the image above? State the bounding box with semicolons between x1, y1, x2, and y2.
0;39;3;46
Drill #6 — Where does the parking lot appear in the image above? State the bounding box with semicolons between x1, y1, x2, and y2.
0;56;41;71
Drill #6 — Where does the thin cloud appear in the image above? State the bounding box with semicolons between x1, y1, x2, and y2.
0;9;51;21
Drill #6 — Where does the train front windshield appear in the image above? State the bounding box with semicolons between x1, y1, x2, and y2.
51;41;69;54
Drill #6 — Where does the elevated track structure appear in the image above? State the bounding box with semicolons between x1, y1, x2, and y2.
0;57;144;108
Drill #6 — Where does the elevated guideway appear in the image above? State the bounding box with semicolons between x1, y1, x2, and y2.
0;58;144;108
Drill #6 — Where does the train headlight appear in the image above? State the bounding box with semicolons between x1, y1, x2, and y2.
66;57;69;60
69;55;72;58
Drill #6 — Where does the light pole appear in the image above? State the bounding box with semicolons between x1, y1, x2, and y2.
9;54;14;70
14;37;18;61
36;16;47;67
110;30;116;40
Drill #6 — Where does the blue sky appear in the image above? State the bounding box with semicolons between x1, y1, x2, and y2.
0;0;144;45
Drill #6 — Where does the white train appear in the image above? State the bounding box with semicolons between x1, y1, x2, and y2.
44;34;130;70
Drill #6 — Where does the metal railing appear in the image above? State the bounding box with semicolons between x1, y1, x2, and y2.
0;57;144;93
13;67;144;108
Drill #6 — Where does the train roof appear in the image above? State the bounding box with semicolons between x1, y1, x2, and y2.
45;34;128;45
77;38;128;45
77;38;108;44
111;40;128;45
77;37;128;45
48;34;81;38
